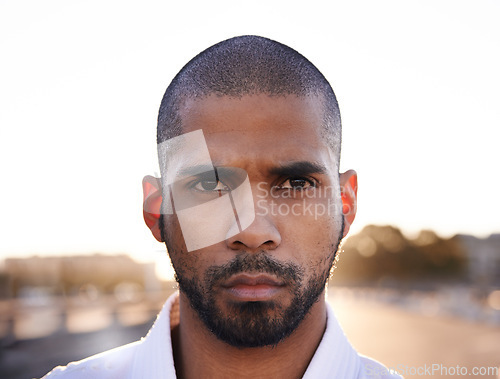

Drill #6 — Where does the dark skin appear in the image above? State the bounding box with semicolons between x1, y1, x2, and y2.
144;94;358;379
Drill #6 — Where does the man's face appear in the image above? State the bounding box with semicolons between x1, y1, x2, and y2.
161;94;344;347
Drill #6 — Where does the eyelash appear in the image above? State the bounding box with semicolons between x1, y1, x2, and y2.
189;178;230;192
276;176;317;190
187;175;318;193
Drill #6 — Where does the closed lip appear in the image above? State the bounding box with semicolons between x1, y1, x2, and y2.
221;274;284;288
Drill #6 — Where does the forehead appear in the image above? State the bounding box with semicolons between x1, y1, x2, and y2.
175;94;335;170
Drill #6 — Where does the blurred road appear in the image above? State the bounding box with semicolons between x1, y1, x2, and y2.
330;292;500;379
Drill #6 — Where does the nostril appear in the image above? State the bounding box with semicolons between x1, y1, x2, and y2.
225;217;281;250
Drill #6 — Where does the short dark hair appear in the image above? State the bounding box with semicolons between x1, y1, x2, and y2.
157;35;342;163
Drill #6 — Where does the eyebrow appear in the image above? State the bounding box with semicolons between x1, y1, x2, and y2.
175;161;327;179
176;164;214;177
268;161;327;177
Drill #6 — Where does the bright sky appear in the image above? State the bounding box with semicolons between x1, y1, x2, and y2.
1;0;499;271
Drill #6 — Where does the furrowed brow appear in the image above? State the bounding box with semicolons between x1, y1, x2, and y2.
268;161;327;177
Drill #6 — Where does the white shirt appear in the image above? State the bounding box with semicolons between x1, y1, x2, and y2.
43;293;402;378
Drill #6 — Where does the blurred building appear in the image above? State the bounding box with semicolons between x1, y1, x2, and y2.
2;254;161;298
332;225;467;287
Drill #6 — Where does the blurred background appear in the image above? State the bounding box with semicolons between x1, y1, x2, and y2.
1;0;499;378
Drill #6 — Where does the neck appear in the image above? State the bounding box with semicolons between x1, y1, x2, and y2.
171;292;327;379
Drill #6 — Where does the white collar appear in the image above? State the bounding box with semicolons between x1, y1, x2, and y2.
130;293;178;378
303;302;362;378
132;293;362;378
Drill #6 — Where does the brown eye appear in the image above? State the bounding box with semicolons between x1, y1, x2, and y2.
201;180;217;191
289;179;309;188
194;180;229;192
281;178;314;189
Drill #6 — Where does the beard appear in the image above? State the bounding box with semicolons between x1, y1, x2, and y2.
175;250;341;348
161;216;344;348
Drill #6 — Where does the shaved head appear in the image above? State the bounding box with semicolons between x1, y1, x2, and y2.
157;35;342;164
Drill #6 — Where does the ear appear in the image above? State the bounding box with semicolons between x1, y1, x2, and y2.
142;175;163;242
339;169;358;238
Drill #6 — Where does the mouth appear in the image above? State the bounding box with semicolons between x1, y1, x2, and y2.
220;274;285;301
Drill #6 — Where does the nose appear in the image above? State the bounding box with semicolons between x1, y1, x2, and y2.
225;214;281;251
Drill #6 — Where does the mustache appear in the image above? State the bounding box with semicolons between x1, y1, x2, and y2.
205;253;304;286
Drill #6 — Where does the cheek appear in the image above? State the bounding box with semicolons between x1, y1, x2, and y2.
280;196;343;243
279;202;342;272
163;215;201;278
163;215;184;251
